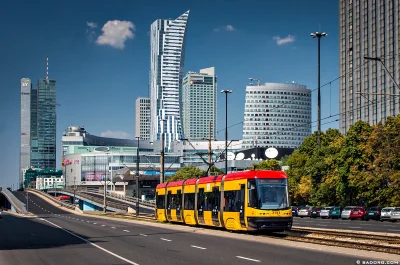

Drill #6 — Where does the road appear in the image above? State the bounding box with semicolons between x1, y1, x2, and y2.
0;191;389;265
293;216;400;234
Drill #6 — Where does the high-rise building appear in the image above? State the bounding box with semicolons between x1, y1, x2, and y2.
135;97;151;140
182;67;217;140
149;10;190;150
339;0;400;134
242;83;312;149
20;70;57;186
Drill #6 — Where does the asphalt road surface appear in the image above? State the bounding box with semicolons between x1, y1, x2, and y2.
293;216;400;234
0;191;389;265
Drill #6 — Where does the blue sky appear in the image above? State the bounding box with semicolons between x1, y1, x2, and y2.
0;0;339;187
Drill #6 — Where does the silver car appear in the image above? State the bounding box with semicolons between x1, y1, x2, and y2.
380;207;395;221
298;206;313;218
390;207;400;222
320;207;333;219
341;206;355;219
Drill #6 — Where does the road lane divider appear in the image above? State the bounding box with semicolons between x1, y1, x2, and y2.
160;238;171;242
190;245;206;250
38;218;139;265
236;256;261;263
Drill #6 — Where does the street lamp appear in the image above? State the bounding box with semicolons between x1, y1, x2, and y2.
310;31;327;148
220;89;232;175
135;136;140;217
102;150;110;213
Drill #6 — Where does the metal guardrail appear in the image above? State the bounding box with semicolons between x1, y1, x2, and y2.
26;188;76;210
46;188;129;212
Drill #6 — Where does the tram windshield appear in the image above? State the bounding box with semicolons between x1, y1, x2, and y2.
254;179;289;210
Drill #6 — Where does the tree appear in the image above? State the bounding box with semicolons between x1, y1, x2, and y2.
280;155;290;166
208;166;224;176
166;165;206;182
250;159;281;170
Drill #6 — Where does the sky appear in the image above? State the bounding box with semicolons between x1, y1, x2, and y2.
0;0;340;188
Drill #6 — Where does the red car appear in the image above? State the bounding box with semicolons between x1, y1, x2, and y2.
349;207;366;220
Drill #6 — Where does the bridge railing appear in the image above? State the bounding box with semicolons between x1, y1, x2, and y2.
26;188;76;211
82;189;156;208
1;188;27;214
46;188;129;212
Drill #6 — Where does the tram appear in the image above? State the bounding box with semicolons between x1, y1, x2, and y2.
155;170;292;231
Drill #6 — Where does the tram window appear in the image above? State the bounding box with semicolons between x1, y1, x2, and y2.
224;190;241;212
184;193;195;210
248;179;258;208
176;190;182;209
156;194;165;209
197;188;205;211
167;191;173;209
204;188;220;211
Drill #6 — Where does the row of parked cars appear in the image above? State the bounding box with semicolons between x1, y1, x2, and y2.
292;206;400;222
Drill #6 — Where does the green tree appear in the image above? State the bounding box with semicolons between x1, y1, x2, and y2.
280;155;290;166
166;165;206;182
208;165;224;176
250;159;281;170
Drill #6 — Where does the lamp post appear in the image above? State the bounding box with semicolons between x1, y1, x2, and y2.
310;31;327;148
103;150;109;213
220;89;232;175
135;136;140;217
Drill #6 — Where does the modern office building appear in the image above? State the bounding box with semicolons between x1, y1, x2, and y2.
182;67;217;140
135;97;151;140
242;83;312;149
339;0;400;134
20;66;57;186
149;10;190;150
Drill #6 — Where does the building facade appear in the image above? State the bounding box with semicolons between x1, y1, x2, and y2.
149;10;190;150
135;97;151;140
242;83;312;149
182;67;217;140
339;0;400;134
20;77;57;186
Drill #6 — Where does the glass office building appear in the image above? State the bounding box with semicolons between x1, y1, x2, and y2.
242;83;312;149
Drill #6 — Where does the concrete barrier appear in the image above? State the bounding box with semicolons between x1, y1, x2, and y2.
0;189;27;214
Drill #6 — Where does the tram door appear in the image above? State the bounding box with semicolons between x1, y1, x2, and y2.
212;187;220;226
176;189;182;221
167;191;172;220
197;188;205;224
240;184;246;227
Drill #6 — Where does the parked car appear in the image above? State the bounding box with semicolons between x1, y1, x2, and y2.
311;207;322;218
349;206;366;220
320;206;333;219
341;206;356;219
291;206;298;217
365;207;382;221
390;207;400;222
298;206;314;218
381;207;396;221
329;207;342;219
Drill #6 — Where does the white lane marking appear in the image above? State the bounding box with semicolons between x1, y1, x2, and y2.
236;256;261;263
348;227;362;229
123;230;130;232
81;220;84;222
93;223;97;225
102;225;106;227
111;227;116;229
139;234;147;237
191;245;206;250
38;218;139;265
160;238;172;242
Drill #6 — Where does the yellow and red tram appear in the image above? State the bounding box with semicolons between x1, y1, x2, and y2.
155;170;292;231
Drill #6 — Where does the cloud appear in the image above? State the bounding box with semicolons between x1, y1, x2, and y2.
87;21;97;28
96;20;135;49
273;35;295;46
213;25;236;32
100;130;131;139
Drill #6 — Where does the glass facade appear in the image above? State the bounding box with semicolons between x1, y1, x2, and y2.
182;67;217;140
20;78;31;184
149;11;190;150
242;83;312;149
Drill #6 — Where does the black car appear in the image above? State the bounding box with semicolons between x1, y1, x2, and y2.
365;207;382;221
311;207;322;218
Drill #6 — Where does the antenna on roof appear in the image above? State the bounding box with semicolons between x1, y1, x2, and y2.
46;56;49;84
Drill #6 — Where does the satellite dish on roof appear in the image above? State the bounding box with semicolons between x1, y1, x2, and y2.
227;152;235;160
235;152;245;160
265;148;278;159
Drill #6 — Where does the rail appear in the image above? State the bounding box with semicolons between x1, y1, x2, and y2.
46;188;129;212
26;188;76;210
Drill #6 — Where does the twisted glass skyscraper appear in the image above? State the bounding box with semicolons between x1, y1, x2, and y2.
149;10;189;150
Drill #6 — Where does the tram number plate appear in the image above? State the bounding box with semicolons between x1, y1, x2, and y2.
271;211;280;216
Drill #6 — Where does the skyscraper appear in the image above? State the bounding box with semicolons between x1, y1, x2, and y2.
242;83;312;149
20;60;57;186
149;10;190;150
339;0;400;134
135;97;151;140
182;67;217;140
